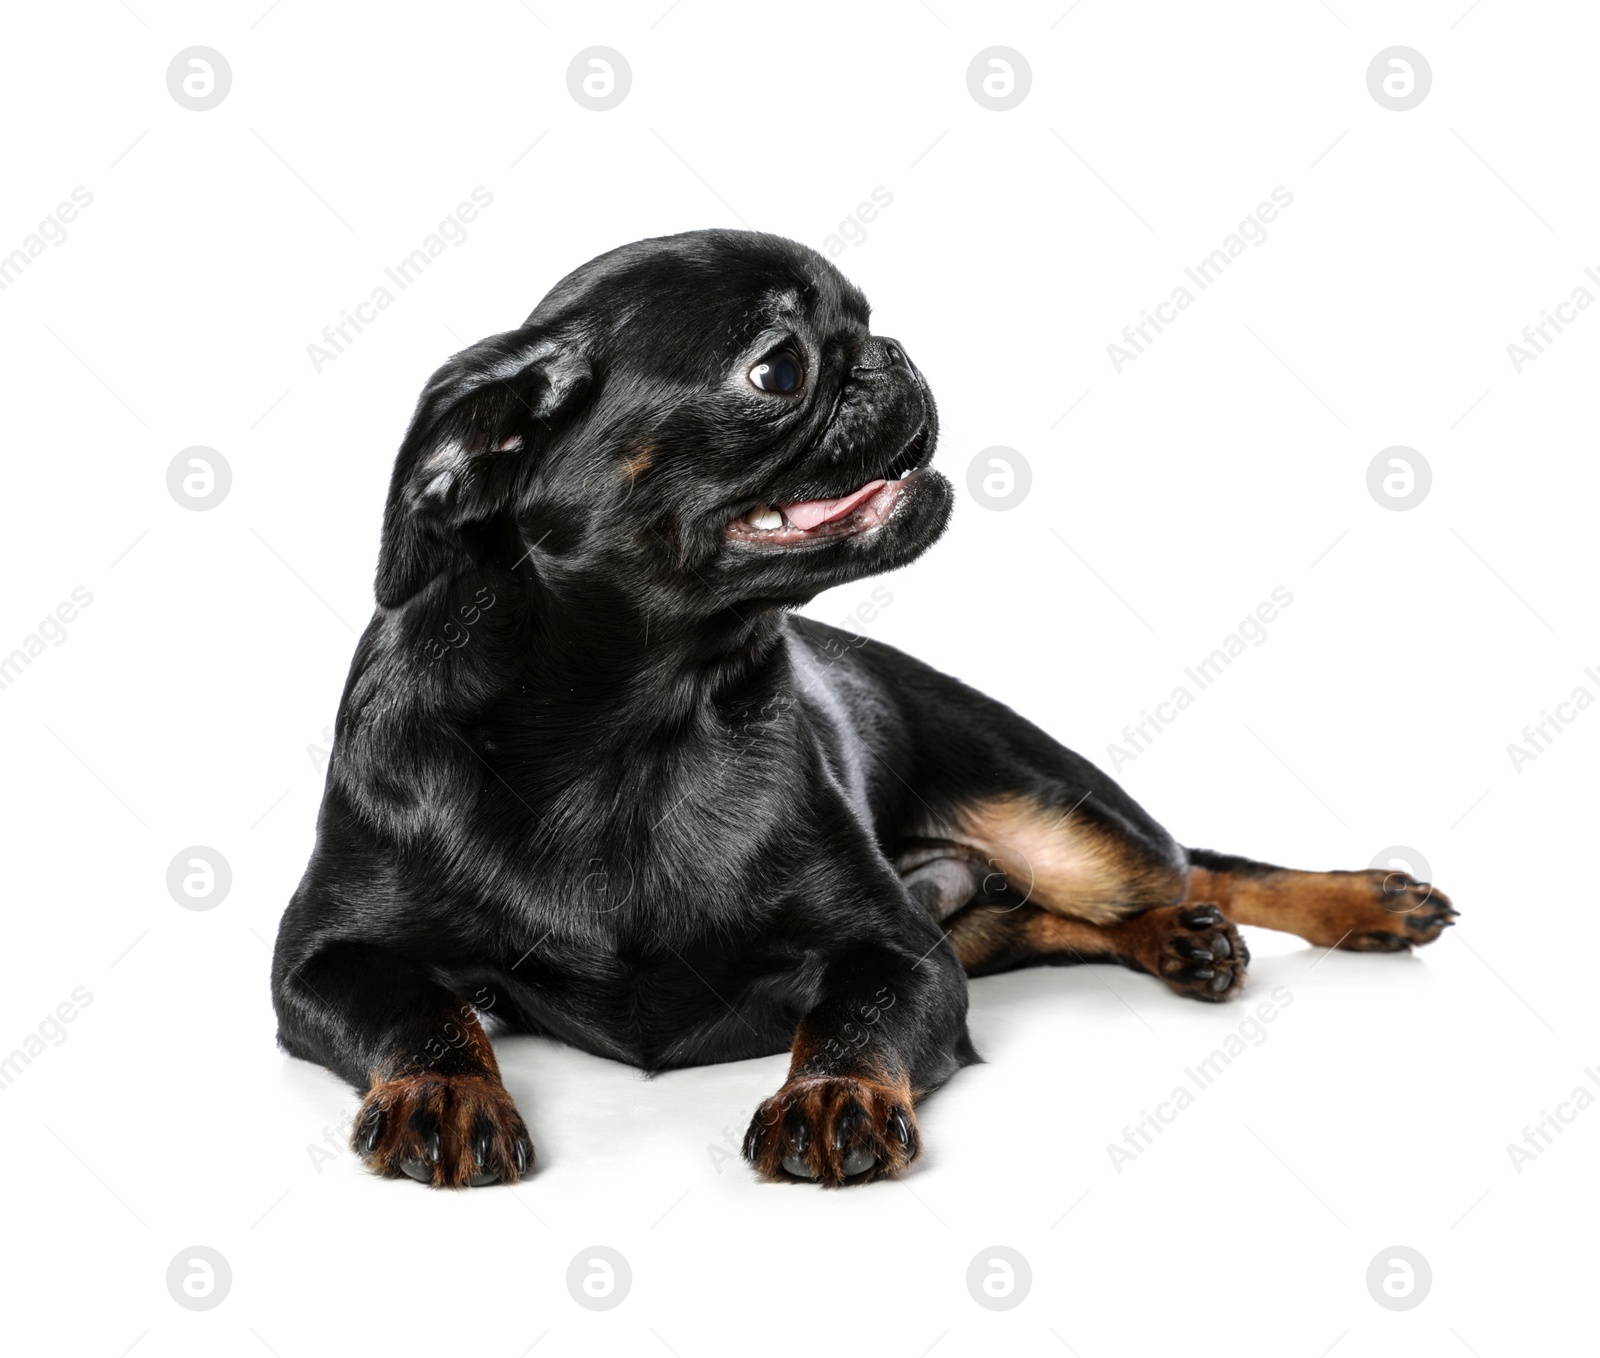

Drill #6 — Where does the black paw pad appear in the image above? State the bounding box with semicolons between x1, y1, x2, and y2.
1160;905;1247;1002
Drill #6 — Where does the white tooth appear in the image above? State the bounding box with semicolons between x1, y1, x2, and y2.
751;508;783;530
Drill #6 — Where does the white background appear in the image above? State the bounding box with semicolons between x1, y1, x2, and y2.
1;1;1594;1354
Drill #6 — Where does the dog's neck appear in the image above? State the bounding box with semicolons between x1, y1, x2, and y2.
399;562;801;742
535;590;796;733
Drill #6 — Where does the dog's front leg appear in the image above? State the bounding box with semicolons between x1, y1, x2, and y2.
743;935;972;1185
272;939;532;1187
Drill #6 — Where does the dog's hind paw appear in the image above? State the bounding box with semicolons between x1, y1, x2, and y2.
1339;871;1458;951
352;1072;533;1188
742;1073;920;1187
1121;902;1250;1001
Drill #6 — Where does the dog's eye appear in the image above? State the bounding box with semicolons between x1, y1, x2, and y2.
748;350;804;395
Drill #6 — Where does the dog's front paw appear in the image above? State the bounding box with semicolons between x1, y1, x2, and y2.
742;1074;919;1186
353;1072;532;1188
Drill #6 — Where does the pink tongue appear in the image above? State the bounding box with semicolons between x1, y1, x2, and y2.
779;480;887;531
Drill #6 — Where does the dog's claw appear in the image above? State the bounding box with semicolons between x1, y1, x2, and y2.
469;1118;501;1184
833;1102;877;1176
839;1146;876;1177
786;1113;810;1152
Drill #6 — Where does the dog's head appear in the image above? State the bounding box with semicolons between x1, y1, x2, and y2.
375;230;951;617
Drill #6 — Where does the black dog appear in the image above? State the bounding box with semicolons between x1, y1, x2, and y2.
272;229;1456;1187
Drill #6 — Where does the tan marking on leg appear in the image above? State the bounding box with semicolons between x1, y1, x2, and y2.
943;902;1028;972
945;900;1248;999
946;902;1121;973
949;794;1184;925
1185;865;1456;950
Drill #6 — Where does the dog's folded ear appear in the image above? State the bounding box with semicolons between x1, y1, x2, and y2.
375;328;591;606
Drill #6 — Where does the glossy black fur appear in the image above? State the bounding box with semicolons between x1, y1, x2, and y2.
271;230;1183;1178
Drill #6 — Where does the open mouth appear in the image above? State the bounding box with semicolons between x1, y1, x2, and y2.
725;423;933;547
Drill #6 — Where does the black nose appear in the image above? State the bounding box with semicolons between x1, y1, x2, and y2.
854;337;911;374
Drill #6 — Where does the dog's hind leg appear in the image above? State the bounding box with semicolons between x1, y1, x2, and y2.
894;798;1251;1000
905;827;1454;1001
1182;848;1456;952
856;634;1452;997
942;898;1250;1000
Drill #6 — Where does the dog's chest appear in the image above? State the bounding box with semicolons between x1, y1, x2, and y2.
495;892;819;1067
